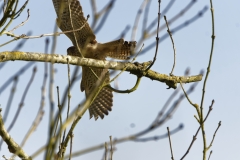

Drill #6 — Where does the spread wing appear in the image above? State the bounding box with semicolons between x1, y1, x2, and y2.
52;0;96;48
98;39;137;59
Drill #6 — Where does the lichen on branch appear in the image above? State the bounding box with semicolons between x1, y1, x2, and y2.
0;51;202;89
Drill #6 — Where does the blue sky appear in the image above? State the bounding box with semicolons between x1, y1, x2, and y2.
0;0;240;159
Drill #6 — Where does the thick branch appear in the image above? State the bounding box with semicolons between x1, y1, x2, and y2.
0;51;202;89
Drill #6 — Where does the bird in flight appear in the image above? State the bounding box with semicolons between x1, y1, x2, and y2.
52;0;136;120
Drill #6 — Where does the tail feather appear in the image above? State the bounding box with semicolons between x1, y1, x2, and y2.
81;66;113;120
89;87;113;120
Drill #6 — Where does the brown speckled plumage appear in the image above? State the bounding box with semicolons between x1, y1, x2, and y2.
52;0;136;120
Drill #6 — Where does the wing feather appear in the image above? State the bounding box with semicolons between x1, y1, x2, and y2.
52;0;95;48
97;39;137;59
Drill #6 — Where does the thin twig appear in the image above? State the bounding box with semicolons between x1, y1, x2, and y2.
9;67;37;159
62;58;72;142
164;15;176;76
199;0;215;122
203;100;214;122
148;0;197;38
42;65;79;159
9;9;30;32
146;0;175;31
142;0;151;34
180;101;214;160
0;31;31;70
66;58;71;120
1;15;90;40
108;44;144;93
145;0;161;71
12;31;32;51
208;150;213;160
14;0;29;18
19;61;48;148
0;62;35;94
200;0;215;159
136;0;195;50
2;155;7;160
93;0;116;34
55;72;109;158
56;86;63;141
45;18;58;160
180;127;200;160
179;81;200;120
131;0;149;41
207;121;221;150
134;124;183;142
108;76;141;94
140;6;208;55
58;67;80;120
109;136;113;160
69;133;74;160
1;56;36;155
0;0;18;35
67;76;199;158
31;145;46;158
167;127;174;160
2;76;18;122
90;0;97;25
19;38;50;148
104;142;108;160
7;66;37;133
153;68;190;124
115;25;130;39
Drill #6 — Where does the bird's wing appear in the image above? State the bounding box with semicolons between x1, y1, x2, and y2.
81;66;113;120
52;0;96;48
97;39;137;60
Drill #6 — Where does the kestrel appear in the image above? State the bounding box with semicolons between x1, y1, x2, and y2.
52;0;136;120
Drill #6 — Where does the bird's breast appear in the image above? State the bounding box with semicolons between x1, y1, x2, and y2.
83;43;105;60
